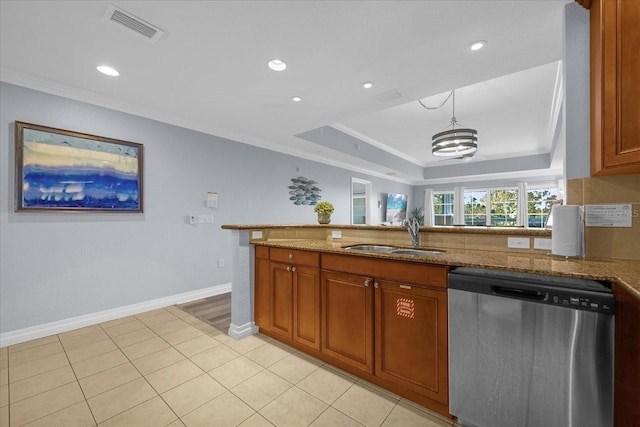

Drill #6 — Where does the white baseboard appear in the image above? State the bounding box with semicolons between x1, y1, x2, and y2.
0;283;231;347
228;321;259;340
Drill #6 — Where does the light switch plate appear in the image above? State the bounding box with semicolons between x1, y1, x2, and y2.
331;230;342;239
507;237;530;249
198;214;214;224
251;231;263;239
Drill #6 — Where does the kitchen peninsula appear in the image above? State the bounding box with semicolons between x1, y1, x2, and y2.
223;224;640;296
223;224;640;424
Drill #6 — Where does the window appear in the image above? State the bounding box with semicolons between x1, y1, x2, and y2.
464;190;487;226
433;192;454;225
430;183;559;227
489;189;518;226
527;187;558;228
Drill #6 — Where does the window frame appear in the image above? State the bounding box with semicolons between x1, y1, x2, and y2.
430;182;559;228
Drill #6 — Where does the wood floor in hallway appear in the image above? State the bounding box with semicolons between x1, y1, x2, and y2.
178;292;231;332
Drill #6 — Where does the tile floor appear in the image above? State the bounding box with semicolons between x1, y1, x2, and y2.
0;305;457;426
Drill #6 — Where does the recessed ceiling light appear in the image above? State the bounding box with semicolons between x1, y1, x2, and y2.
268;59;287;71
96;65;119;76
469;40;487;51
363;82;374;89
292;96;302;102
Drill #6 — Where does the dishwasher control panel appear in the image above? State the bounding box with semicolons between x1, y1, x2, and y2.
548;292;615;314
449;267;616;315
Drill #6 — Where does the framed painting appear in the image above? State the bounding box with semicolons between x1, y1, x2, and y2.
14;121;144;212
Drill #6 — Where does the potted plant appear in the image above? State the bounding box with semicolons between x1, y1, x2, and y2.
410;207;425;225
314;201;334;224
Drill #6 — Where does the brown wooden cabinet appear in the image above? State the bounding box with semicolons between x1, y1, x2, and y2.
612;282;640;427
268;261;294;340
254;245;271;332
292;264;321;350
587;0;640;175
255;247;320;350
321;253;449;405
321;271;374;373
256;246;450;417
375;280;448;406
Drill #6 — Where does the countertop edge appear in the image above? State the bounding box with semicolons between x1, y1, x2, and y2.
221;224;551;236
252;239;640;301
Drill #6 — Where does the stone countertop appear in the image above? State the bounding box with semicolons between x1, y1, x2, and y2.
252;239;640;300
222;224;552;236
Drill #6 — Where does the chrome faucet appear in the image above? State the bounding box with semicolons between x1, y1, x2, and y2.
402;217;421;248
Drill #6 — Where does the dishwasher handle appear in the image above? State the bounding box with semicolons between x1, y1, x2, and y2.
492;285;546;301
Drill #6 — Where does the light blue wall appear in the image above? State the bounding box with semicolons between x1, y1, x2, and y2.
564;2;590;179
0;82;411;333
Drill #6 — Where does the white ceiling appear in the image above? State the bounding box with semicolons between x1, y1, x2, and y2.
0;0;571;184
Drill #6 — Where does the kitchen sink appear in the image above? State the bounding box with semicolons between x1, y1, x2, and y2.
345;245;443;256
344;245;396;253
390;249;443;256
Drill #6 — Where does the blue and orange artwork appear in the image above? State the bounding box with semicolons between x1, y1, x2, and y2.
19;126;142;211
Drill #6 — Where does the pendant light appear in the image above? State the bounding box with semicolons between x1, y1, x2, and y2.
426;90;478;157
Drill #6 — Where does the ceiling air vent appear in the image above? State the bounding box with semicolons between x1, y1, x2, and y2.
376;90;403;103
103;5;165;42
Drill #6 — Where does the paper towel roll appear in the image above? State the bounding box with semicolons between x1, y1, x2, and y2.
551;205;584;258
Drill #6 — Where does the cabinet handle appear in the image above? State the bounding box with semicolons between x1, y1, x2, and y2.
289;253;294;259
292;266;297;272
364;280;370;287
374;282;379;289
286;266;291;271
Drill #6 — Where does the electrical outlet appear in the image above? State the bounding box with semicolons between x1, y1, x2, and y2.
251;231;263;239
198;214;214;224
507;237;530;249
188;215;196;225
217;259;224;268
331;230;342;239
534;238;552;250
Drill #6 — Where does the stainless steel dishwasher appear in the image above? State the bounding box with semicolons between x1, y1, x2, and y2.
448;267;615;427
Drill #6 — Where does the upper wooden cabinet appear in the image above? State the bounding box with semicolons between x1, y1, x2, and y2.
586;0;640;175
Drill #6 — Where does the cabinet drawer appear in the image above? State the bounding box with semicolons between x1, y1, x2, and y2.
322;253;447;288
255;245;269;260
270;248;320;267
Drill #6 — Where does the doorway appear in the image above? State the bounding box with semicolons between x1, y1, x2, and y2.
351;178;371;224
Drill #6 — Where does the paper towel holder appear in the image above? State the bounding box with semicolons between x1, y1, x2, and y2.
544;199;564;229
547;204;585;259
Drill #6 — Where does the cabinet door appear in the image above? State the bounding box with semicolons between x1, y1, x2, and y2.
321;271;374;373
269;262;293;340
375;280;448;404
254;248;270;332
293;265;320;350
591;0;640;175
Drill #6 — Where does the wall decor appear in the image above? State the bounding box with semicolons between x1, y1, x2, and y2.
289;176;321;205
385;192;408;223
14;121;144;212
